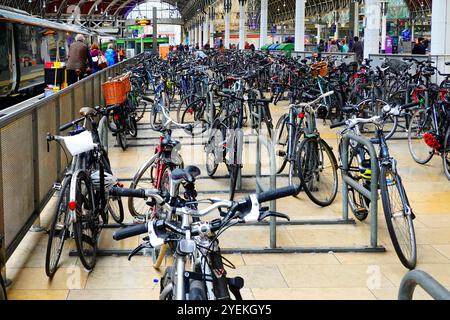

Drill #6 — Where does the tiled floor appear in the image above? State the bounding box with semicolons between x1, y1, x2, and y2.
5;101;450;300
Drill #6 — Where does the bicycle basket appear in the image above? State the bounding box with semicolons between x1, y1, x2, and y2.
311;62;328;77
102;80;127;105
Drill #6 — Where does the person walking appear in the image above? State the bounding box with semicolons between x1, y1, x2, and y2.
66;34;92;85
89;43;103;73
105;43;118;67
329;40;339;52
351;36;364;64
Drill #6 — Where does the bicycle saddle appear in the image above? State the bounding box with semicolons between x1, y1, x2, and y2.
170;166;201;184
79;107;96;117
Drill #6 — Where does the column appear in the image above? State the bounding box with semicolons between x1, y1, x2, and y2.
152;7;157;54
238;0;247;50
380;1;388;53
315;24;321;44
334;23;339;40
204;13;209;46
259;0;268;49
198;19;203;47
431;0;450;55
363;0;381;59
294;0;305;52
209;7;215;47
224;0;231;49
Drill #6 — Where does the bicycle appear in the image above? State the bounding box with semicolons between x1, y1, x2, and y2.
111;181;296;300
331;100;420;269
128;97;193;221
45;105;123;277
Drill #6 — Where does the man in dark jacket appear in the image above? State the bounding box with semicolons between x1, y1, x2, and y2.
66;34;92;85
412;38;426;54
351;36;364;64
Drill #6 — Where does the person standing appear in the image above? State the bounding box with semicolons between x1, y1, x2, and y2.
351;36;364;64
329;40;339;52
105;43;118;67
90;43;102;73
66;34;92;85
340;39;349;53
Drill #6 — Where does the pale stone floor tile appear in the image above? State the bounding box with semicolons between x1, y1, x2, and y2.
6;289;69;300
432;245;450;260
67;288;158;300
251;287;376;300
278;264;396;289
369;286;450;300
242;253;340;266
226;265;288;289
381;264;450;288
84;266;163;290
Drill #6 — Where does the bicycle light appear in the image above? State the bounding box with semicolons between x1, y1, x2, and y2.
68;201;77;211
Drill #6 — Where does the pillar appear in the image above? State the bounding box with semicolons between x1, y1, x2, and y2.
334;23;339;40
152;7;157;54
224;0;231;49
316;24;321;44
209;7;215;47
204;13;209;46
363;0;381;59
431;0;450;55
294;0;305;52
381;1;388;52
198;19;203;47
259;0;268;49
238;0;246;50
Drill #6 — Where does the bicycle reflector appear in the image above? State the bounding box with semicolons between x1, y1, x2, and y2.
68;201;77;211
423;132;441;150
298;112;305;118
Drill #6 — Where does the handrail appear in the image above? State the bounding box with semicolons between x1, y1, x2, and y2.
398;270;450;300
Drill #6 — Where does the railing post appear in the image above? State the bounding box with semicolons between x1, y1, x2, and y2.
30;109;44;232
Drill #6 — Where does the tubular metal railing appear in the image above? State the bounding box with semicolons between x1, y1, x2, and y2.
0;54;143;274
398;270;450;300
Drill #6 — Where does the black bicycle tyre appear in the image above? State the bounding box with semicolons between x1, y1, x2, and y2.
297;137;338;207
45;178;71;278
73;171;98;271
274;114;289;174
442;125;450;181
379;165;417;269
108;196;124;223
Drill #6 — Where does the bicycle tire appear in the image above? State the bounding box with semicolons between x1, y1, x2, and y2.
160;266;174;300
135;99;147;122
274;114;289;174
45;178;71;278
128;116;138;137
181;98;208;136
407;108;434;164
442;125;450;180
379;165;417;269
116;129;127;151
0;272;6;300
205;122;223;177
108;196;124;223
297;137;338;207
73;171;98;271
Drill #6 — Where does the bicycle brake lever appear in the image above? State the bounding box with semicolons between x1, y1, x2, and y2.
258;209;290;222
128;242;153;261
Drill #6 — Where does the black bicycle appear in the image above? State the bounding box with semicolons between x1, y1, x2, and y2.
332;101;420;269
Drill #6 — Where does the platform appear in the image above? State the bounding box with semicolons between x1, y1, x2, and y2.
3;101;450;300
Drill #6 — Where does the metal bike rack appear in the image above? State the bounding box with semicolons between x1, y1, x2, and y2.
218;107;386;254
398;270;450;300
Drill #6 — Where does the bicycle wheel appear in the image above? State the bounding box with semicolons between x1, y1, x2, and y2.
73;171;98;271
346;145;371;221
297;137;338;206
228;130;243;201
0;272;6;300
128;116;138;138
116;129;127;151
408;108;434;164
274;114;289;174
150;104;164;131
380;165;417;269
181;98;208;135
160;266;175;300
205;122;224;177
176;94;197;122
135;99;147;122
358;99;397;139
108;195;124;223
45;178;71;278
442;125;450;180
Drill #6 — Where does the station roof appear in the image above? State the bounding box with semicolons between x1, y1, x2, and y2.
0;0;433;21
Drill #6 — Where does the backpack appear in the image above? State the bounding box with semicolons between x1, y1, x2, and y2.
105;49;116;66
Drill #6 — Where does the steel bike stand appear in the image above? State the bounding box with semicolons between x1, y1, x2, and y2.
398;270;450;300
219;106;385;254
